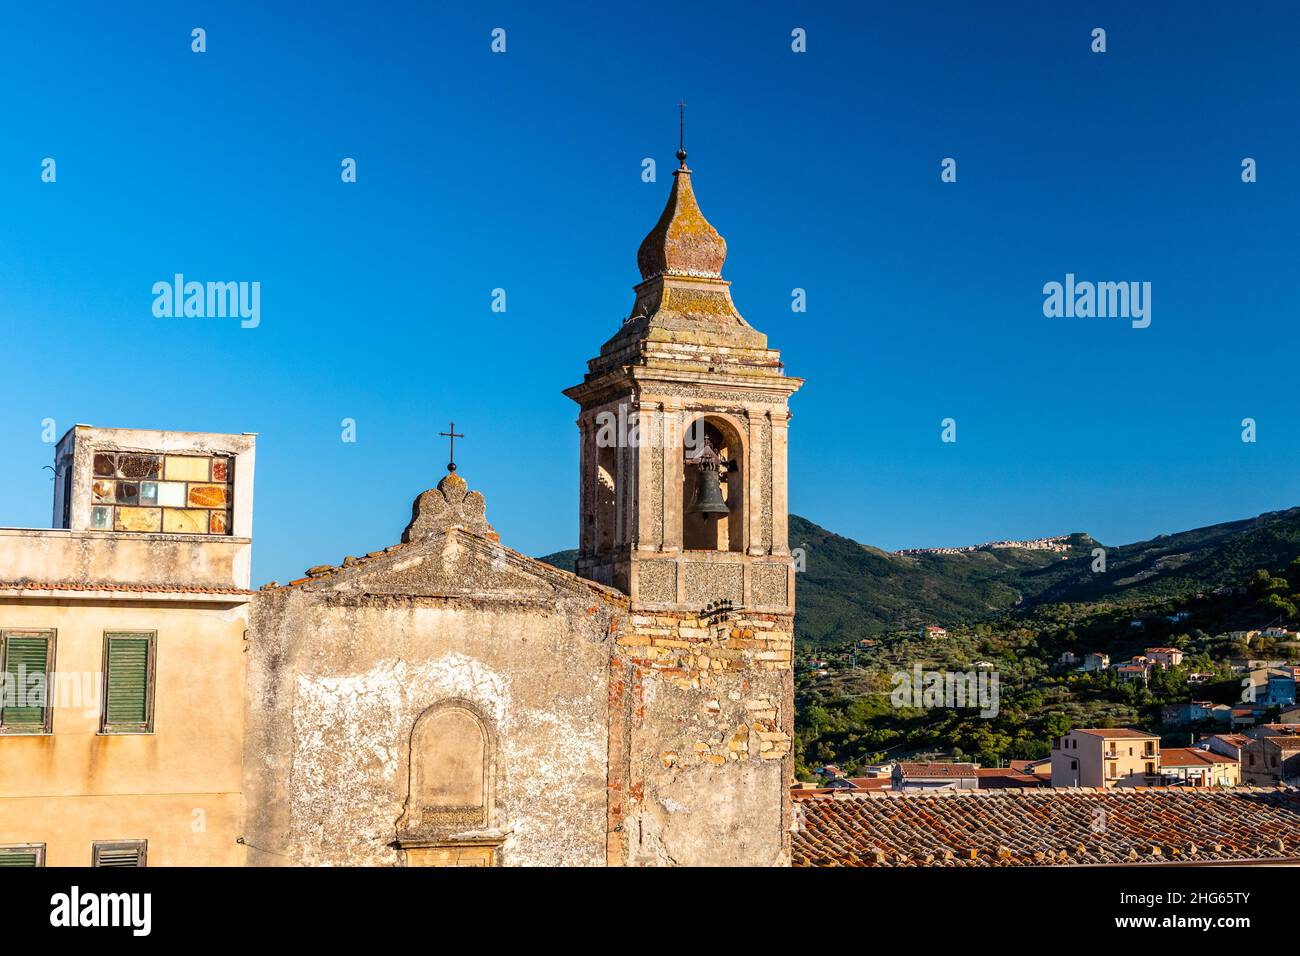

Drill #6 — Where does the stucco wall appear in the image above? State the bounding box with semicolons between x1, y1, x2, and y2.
244;555;620;867
0;529;251;590
0;598;247;866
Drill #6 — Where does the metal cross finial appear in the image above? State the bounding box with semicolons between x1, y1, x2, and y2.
439;421;465;473
677;99;688;166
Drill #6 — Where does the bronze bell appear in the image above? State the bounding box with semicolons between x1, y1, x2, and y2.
688;438;729;515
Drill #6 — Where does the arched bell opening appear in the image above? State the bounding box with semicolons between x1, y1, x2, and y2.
595;443;617;554
682;416;744;553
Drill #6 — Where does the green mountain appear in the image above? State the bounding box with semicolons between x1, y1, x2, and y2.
787;517;1088;644
538;507;1300;645
537;548;576;573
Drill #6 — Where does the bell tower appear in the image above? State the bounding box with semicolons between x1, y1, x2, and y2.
565;141;801;866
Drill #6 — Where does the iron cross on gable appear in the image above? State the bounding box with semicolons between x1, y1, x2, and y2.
440;421;465;473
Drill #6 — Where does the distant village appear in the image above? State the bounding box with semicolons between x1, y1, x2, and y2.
800;621;1300;794
895;535;1074;557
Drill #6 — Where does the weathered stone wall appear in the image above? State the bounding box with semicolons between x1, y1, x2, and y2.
608;609;793;866
243;544;624;867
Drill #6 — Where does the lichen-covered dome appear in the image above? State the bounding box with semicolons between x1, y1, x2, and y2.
635;166;727;281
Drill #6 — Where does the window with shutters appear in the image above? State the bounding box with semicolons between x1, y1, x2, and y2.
101;632;155;734
0;630;55;734
92;841;146;867
0;844;45;867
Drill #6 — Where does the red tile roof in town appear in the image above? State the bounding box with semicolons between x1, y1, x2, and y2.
792;788;1300;867
897;762;978;778
1160;747;1237;767
976;768;1049;789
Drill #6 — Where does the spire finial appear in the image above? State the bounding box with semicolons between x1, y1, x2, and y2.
676;99;688;167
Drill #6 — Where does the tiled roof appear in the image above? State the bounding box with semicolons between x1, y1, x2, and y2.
1074;728;1158;739
1010;758;1051;773
897;762;977;778
0;581;253;596
976;768;1049;789
1160;748;1237;767
792;788;1300;867
843;777;893;790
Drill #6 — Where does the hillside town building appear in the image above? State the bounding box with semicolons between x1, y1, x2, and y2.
0;426;256;866
1051;728;1160;788
1158;748;1240;788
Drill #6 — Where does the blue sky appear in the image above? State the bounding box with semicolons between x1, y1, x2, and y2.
1;2;1297;585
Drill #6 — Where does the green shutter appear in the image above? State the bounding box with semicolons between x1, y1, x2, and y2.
95;845;143;867
105;635;150;728
2;635;49;728
0;849;40;867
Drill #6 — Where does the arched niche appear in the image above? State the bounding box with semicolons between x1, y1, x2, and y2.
682;414;745;553
402;699;496;834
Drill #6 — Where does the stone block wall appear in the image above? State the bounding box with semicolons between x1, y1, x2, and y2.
607;608;793;866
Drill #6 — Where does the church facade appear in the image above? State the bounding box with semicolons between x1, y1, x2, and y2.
243;475;627;866
243;151;801;866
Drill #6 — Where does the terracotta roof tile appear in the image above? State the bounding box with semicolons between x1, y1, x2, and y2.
897;762;978;778
792;788;1300;867
976;768;1049;788
1160;748;1237;767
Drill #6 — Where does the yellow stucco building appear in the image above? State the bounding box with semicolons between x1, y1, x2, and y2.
0;426;255;867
